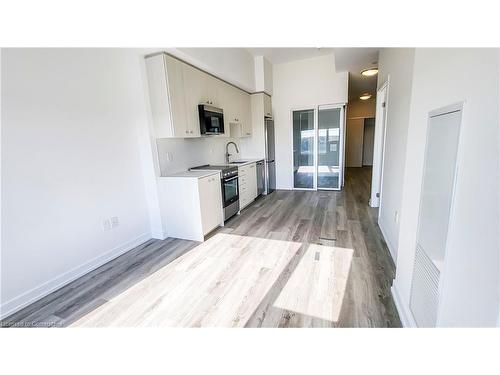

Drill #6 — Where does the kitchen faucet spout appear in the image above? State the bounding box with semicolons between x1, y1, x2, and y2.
225;142;239;163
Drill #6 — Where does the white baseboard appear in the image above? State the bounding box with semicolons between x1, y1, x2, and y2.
378;218;397;263
0;232;151;320
391;283;417;327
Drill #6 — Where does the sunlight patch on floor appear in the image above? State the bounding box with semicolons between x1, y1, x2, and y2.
70;233;301;327
273;244;353;322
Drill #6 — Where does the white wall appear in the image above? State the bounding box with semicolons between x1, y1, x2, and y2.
1;48;152;317
272;54;348;189
376;48;415;260
167;48;256;92
394;48;500;327
347;98;376;118
254;56;273;95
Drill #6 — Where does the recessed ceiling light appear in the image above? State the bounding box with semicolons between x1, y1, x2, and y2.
359;93;372;100
361;68;378;76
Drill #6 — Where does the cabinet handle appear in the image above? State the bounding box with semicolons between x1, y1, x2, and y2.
190;130;193;134
186;130;189;133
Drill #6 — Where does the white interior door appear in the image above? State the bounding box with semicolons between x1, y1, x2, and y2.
371;82;389;207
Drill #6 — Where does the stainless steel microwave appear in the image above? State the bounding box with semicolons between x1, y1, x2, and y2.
198;104;224;135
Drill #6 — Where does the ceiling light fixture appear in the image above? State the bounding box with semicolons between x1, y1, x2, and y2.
359;93;372;100
361;68;378;76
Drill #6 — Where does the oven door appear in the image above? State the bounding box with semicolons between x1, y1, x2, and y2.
199;105;225;135
222;175;239;207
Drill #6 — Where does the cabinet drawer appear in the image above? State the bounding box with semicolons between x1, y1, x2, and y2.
240;196;250;208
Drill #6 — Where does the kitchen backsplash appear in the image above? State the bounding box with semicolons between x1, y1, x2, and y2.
156;136;242;176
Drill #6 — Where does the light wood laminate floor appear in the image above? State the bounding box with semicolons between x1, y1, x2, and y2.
2;167;401;328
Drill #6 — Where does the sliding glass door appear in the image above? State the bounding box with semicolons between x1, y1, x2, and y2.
317;105;343;190
292;105;344;190
292;109;315;189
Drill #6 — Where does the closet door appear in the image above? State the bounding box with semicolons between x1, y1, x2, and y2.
410;103;463;327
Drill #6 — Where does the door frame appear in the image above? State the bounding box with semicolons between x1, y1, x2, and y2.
370;78;390;208
290;103;346;191
290;107;317;190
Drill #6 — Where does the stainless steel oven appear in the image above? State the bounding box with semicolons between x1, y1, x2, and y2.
221;167;239;220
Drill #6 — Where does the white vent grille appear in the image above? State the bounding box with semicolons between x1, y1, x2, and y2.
410;244;440;327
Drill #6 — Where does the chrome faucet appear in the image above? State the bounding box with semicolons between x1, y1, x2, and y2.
225;141;239;163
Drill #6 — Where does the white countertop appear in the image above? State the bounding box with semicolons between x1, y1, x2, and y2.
161;170;220;179
228;158;264;166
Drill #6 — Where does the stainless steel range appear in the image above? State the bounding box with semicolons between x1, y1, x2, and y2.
189;164;239;221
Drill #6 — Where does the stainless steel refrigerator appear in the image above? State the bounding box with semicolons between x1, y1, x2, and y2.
264;118;276;194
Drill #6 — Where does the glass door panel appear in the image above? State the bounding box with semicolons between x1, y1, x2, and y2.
317;106;342;190
292;109;315;189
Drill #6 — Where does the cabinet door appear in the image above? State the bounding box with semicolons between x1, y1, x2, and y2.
247;163;258;199
199;175;222;235
225;86;241;125
206;75;221;108
263;94;272;118
164;56;189;137
183;64;209;137
214;80;230;137
241;93;252;137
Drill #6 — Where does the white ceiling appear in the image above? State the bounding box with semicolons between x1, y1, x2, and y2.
246;48;335;64
334;48;379;100
246;47;379;100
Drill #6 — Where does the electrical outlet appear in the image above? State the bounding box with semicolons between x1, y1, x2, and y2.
110;216;119;228
394;211;399;224
102;218;112;231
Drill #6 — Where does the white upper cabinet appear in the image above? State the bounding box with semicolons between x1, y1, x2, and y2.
146;53;251;139
146;54;189;138
228;89;252;138
183;64;208;137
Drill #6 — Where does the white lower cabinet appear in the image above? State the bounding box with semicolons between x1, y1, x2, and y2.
238;163;258;209
159;173;223;241
199;174;223;234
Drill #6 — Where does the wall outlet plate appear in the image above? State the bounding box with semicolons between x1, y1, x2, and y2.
110;216;119;228
102;218;112;231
